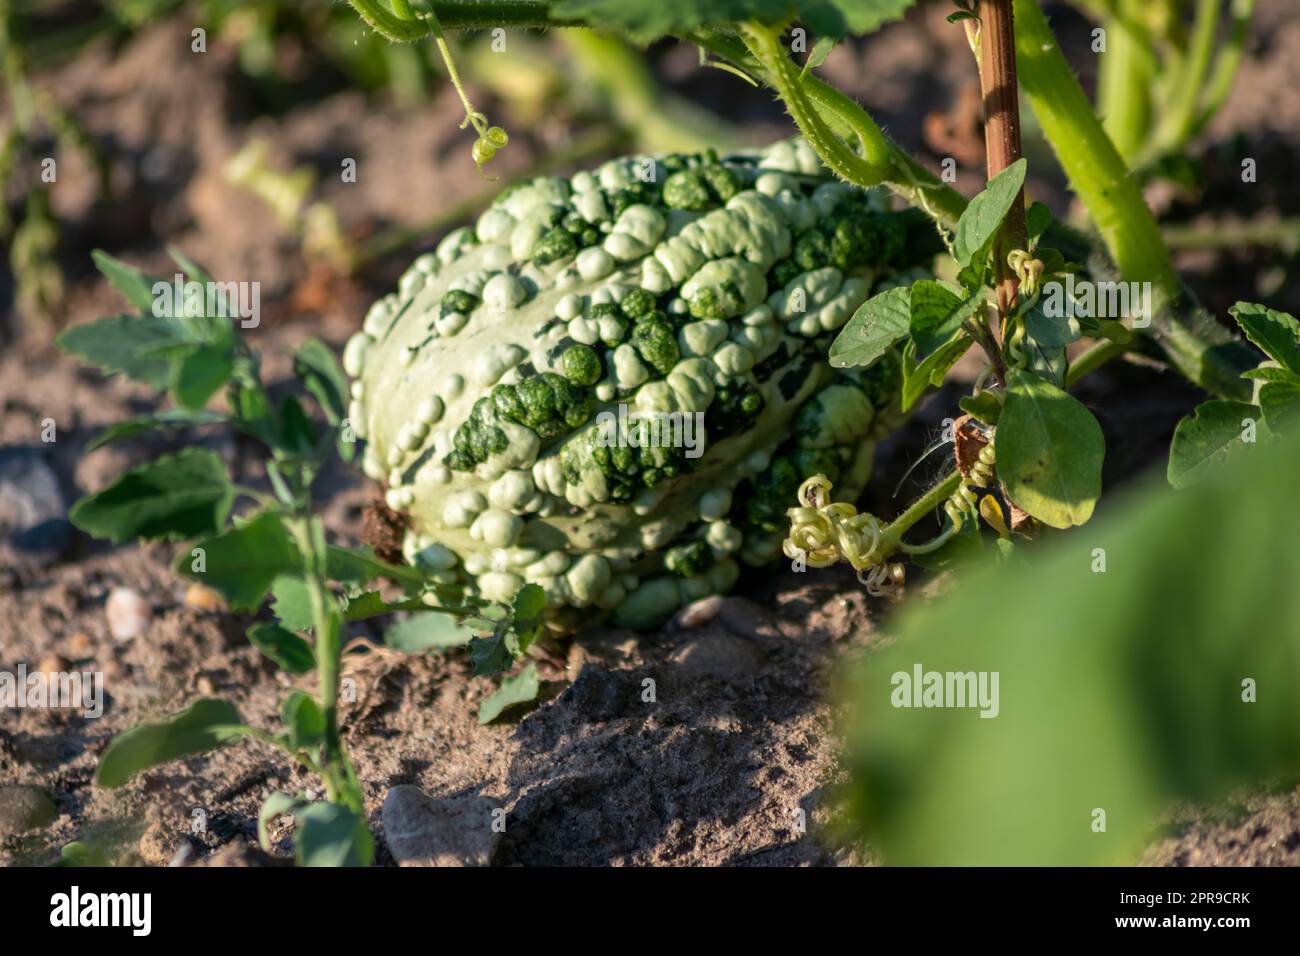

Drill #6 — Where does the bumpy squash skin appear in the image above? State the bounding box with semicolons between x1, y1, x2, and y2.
346;140;925;629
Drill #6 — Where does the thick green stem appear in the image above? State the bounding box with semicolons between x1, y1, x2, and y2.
1156;0;1221;154
1097;15;1151;164
877;470;965;558
1012;0;1249;399
738;21;891;184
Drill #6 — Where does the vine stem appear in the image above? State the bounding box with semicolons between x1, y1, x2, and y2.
978;0;1028;323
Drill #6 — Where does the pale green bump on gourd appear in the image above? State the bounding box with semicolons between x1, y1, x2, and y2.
344;140;925;630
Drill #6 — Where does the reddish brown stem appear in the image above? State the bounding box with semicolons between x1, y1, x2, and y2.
977;0;1027;322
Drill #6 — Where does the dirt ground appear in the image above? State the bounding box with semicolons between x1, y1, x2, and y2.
2;1;1299;866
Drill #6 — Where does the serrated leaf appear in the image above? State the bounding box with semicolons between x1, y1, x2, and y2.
96;698;245;788
247;622;315;673
1259;381;1300;433
1167;400;1261;489
1229;302;1300;376
909;280;984;358
294;802;373;867
1241;365;1300;384
952;158;1027;268
901;334;972;411
179;511;300;611
511;583;547;656
92;249;158;312
801;35;836;76
85;408;225;451
173;341;235;409
270;574;314;631
830;286;911;369
384;612;478;653
294;338;348;424
478;663;541;724
69;448;234;544
280;691;326;749
56;313;196;390
997;369;1105;528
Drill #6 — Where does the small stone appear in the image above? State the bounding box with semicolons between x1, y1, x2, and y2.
106;587;150;641
36;654;69;676
382;785;501;867
184;583;224;612
168;844;196;867
66;632;94;657
0;784;58;836
0;447;71;566
673;595;725;630
195;675;216;696
138;821;174;866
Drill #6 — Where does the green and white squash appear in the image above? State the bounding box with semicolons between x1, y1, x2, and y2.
345;139;931;629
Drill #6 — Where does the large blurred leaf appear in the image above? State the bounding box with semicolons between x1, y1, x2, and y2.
843;433;1300;865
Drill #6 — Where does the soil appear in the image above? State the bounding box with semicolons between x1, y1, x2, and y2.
2;1;1299;867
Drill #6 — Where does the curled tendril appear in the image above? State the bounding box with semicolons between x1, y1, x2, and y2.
944;430;998;531
782;475;906;599
1008;249;1045;311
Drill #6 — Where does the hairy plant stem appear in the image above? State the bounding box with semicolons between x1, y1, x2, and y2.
289;509;359;813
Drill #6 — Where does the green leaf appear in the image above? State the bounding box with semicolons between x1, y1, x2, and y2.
843;432;1300;865
951;158;1028;268
909;280;984;359
85;408;225;451
1024;201;1053;246
294;338;348;423
468;627;517;678
901;334;973;411
92;249;158;312
478;663;541;724
801;35;836;75
96;698;245;788
1167;400;1261;490
384;612;479;653
1228;302;1300;376
996;369;1105;528
549;0;915;42
294;802;374;867
277;395;318;455
1241;364;1300;384
958;390;1002;424
1023;302;1081;349
270;574;315;631
173;341;235;409
69;448;234;544
1259;381;1300;433
343;590;429;622
167;245;214;285
510;583;547;656
179;511;300;611
247;622;315;673
280;691;326;750
327;545;425;589
258;792;303;851
830;286;911;369
56;313;197;390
